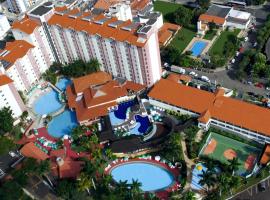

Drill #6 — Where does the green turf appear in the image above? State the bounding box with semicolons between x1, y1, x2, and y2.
170;27;196;53
209;29;240;55
153;1;183;22
200;132;261;175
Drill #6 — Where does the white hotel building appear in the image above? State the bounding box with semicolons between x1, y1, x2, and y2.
149;78;270;144
0;40;49;92
47;8;162;86
0;74;26;118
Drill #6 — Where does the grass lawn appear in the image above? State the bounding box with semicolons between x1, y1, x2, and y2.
153;1;182;22
200;132;261;176
203;30;217;40
170;27;196;53
209;29;240;55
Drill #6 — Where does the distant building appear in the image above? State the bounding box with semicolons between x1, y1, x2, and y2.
6;0;43;14
0;74;26;118
47;7;162;86
0;40;50;93
66;72;145;125
0;15;11;40
197;4;251;35
148;78;270;144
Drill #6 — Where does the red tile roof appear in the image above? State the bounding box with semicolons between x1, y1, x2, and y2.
260;145;270;165
66;73;145;122
12;16;40;34
0;40;34;65
47;9;147;47
158;23;181;46
199;14;226;25
167;73;191;83
20;142;49;160
149;79;270;137
0;75;13;86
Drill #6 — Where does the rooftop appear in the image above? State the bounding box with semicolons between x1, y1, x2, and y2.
158;23;181;46
0;40;34;67
260;145;270;165
206;4;231;18
12;17;40;34
199;14;226;25
48;7;150;47
66;72;145;122
0;75;13;86
20;142;49;160
30;2;53;16
148;79;270;137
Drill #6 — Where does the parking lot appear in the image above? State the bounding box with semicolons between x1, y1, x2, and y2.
231;176;270;200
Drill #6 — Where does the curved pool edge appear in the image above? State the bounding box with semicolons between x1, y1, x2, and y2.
106;159;180;193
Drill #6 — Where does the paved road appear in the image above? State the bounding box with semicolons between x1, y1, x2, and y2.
231;176;270;200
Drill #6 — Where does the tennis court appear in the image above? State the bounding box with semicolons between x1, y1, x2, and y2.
199;132;262;176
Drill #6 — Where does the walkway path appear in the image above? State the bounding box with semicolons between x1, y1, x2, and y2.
47;82;61;93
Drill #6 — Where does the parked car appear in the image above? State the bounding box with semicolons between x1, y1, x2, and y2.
189;71;198;77
266;87;270;91
170;65;185;74
244;37;249;42
9;151;16;157
235;51;240;56
231;58;236;64
239;47;244;53
200;76;210;83
164;62;169;68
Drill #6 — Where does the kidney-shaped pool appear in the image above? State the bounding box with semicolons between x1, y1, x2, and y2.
110;162;175;192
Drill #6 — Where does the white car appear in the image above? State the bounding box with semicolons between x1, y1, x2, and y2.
201;75;210;83
189;71;198;77
253;42;257;47
244;37;249;42
231;59;235;64
235;51;240;56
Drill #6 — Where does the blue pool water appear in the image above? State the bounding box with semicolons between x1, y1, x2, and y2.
135;115;150;133
111;162;174;191
47;110;78;138
114;101;135;119
191;163;207;190
190;41;207;56
34;90;62;115
56;78;72;91
109;111;125;126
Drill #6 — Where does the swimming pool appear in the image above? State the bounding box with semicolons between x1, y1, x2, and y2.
34;90;63;115
34;78;71;115
190;41;207;56
109;111;126;126
56;78;72;91
47;110;78;138
114;101;135;119
111;162;174;192
129;115;151;135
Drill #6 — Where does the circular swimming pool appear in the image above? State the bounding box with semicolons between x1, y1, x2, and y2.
110;162;174;192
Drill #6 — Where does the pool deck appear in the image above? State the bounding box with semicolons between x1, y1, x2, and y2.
182;33;219;58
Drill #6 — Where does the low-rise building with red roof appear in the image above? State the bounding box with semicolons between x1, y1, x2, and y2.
20;142;49;161
260;145;270;165
148;78;270;144
197;4;251;35
66;72;146;125
158;23;181;47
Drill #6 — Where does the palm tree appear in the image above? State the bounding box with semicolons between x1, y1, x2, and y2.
130;179;142;199
227;157;240;175
217;173;231;196
116;180;129;197
105;149;116;161
198;170;216;192
77;172;92;194
228;176;242;195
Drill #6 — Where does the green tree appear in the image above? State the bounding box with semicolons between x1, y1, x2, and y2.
197;0;210;8
77;172;93;194
0;107;14;134
161;46;180;65
181;190;196;200
173;6;193;27
115;180;129;198
227;157;240;175
130;179;142;198
217;173;231;196
198;170;216;192
0;181;29;200
42;69;57;85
